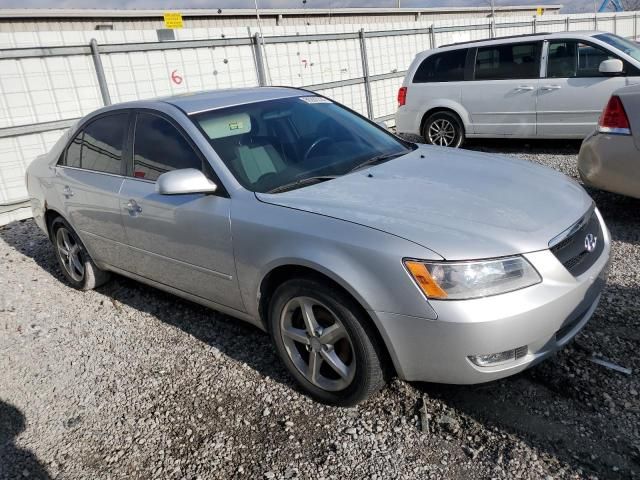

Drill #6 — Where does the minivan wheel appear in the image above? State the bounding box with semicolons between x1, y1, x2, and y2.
51;217;110;291
422;111;464;148
269;278;386;406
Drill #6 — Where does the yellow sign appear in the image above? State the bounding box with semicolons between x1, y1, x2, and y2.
163;12;183;29
536;7;544;16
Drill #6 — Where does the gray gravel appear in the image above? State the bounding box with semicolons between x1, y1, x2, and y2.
1;139;639;479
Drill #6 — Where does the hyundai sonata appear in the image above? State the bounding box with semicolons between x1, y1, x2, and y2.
26;87;610;405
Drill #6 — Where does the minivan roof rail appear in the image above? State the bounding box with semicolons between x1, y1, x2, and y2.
440;32;551;48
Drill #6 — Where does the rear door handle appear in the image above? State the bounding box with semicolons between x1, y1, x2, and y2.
62;185;74;198
515;85;535;91
541;85;562;90
125;199;142;216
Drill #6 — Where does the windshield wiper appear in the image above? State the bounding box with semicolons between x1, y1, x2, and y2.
266;175;338;194
348;151;406;173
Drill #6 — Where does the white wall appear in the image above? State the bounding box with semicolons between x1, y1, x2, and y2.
1;11;639;224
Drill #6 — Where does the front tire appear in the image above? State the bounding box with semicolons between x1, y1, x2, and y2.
269;278;386;406
422;110;465;148
51;217;111;291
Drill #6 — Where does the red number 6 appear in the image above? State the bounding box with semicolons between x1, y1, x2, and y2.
171;69;183;85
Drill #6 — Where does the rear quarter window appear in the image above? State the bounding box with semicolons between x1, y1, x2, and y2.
413;49;468;83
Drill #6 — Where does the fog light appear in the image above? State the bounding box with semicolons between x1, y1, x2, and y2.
468;345;528;367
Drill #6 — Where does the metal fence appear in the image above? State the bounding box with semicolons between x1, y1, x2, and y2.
1;11;639;224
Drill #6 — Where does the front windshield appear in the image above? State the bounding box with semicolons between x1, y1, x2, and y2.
594;33;640;63
191;95;413;193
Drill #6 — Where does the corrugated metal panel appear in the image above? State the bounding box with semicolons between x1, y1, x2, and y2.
0;10;632;225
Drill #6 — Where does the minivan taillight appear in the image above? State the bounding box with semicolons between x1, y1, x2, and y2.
397;87;407;107
598;95;631;135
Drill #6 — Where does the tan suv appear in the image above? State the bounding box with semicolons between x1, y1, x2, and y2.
579;83;640;199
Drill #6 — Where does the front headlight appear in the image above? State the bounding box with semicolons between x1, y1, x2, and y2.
404;256;541;300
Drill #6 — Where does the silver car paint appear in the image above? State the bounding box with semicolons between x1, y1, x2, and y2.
396;31;640;139
26;87;611;384
257;145;593;260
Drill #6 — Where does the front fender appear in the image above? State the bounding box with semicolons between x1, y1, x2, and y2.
231;199;441;325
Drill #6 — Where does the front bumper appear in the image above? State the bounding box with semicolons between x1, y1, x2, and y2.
373;212;611;384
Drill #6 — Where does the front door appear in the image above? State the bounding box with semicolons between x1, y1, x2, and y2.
119;111;244;311
537;40;630;137
462;41;541;136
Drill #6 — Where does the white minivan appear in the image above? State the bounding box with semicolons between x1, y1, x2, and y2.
395;31;640;147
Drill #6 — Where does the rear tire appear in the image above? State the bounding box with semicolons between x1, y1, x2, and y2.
269;278;386;406
422;110;465;148
50;217;111;291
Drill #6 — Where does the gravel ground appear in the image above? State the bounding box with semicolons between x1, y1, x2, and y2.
1;139;639;480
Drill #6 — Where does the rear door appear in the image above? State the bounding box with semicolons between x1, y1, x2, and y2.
461;41;541;136
537;39;631;137
118;110;244;311
53;111;131;268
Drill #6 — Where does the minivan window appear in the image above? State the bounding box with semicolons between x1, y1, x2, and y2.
594;33;640;63
60;114;127;174
547;41;617;78
413;49;467;83
133;113;202;181
474;42;540;80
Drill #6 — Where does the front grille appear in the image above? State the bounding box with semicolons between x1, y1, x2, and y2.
550;210;604;277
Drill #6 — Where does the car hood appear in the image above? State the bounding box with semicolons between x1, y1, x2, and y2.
256;146;593;260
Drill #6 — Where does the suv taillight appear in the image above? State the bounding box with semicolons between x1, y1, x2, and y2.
397;87;407;107
598;95;631;135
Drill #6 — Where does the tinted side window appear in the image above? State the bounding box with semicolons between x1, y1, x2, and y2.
80;114;127;174
547;41;618;78
474;42;540;80
64;133;82;168
413;49;467;83
133;113;202;181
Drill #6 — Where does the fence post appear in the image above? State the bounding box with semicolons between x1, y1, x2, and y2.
635;13;638;40
358;29;375;120
490;18;495;38
89;38;111;106
613;13;617;34
594;13;598;31
429;24;436;49
252;32;268;87
532;16;537;34
565;16;570;31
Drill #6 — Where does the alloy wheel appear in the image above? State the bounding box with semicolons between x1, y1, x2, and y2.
279;296;356;392
428;119;457;146
56;227;85;282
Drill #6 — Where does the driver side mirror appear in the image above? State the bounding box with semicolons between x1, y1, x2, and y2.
599;59;624;75
156;168;218;195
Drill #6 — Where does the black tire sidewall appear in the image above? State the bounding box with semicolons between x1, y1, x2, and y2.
423;111;464;148
269;278;384;406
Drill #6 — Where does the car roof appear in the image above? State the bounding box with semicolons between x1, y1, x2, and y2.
437;30;605;51
106;86;309;115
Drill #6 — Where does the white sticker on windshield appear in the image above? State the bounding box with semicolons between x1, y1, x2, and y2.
299;96;332;104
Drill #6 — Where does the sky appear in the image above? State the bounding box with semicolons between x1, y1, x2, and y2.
0;1;600;13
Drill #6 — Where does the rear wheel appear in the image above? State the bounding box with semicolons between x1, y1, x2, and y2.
51;217;111;290
422;110;465;148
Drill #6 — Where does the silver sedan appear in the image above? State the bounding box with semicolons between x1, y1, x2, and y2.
26;87;610;405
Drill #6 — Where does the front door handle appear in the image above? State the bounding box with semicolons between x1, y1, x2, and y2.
62;185;74;198
541;85;562;90
125;199;142;216
515;85;535;91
